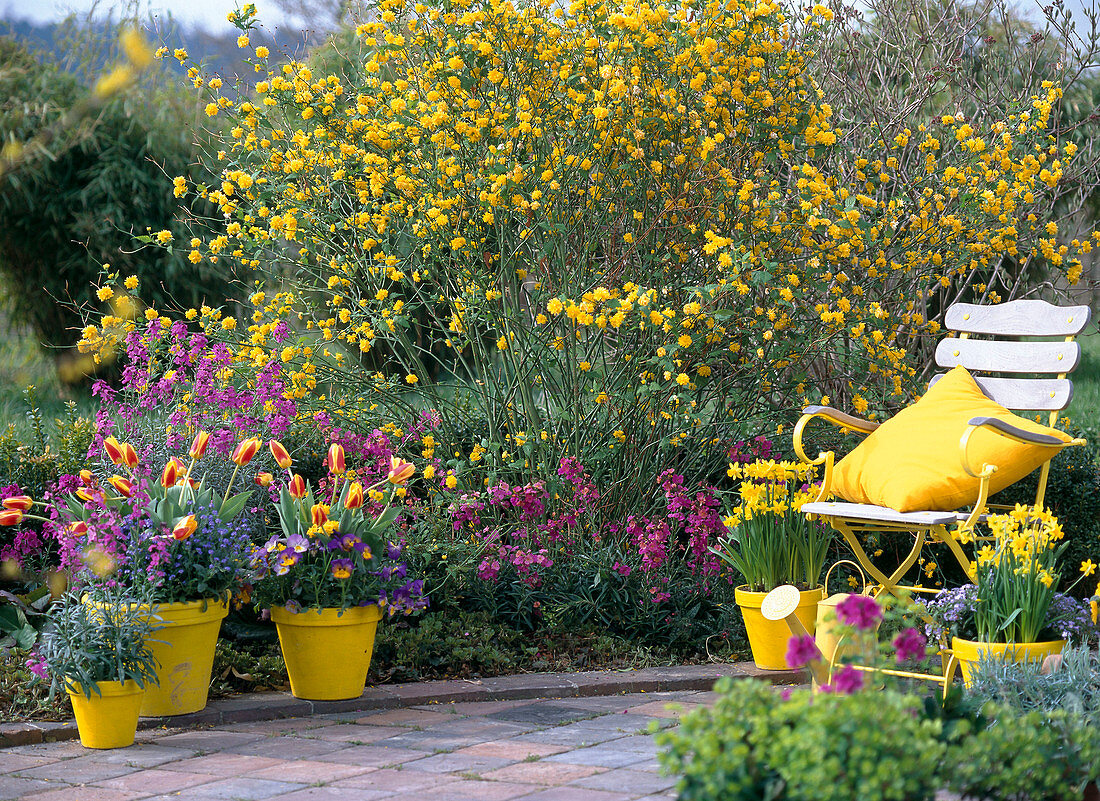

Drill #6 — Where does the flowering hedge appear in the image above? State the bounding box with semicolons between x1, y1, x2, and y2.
73;0;1100;555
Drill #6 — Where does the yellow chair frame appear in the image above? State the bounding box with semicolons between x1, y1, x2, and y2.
792;299;1091;689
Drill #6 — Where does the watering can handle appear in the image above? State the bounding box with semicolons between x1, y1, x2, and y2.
824;559;869;595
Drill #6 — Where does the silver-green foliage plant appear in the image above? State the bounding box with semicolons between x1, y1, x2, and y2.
35;585;160;699
964;638;1100;717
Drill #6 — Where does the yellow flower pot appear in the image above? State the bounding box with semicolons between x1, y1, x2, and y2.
951;637;1066;687
66;679;145;749
736;585;823;670
271;605;383;700
87;595;229;716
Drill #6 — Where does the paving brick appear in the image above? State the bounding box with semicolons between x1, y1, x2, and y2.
304;724;408;744
154;729;266;750
0;774;57;798
167;752;284;775
397;751;516;774
412;699;524;716
91;768;219;794
453;740;569;760
386;778;541;801
4;740;85;759
163;776;306;799
570;767;676;794
15;754;140;784
271;788;395;801
221;717;337;735
242;759;375;784
224;736;348;760
331;767;457;792
623;701;706;719
478;673;578;699
544;745;651;769
320;744;429;768
19;786;146;801
352;709;455;727
0;753;60;774
78;743;200;767
487;702;597;727
479;761;606;785
514;788;632;801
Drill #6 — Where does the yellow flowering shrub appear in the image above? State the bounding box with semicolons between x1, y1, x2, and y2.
82;0;1099;524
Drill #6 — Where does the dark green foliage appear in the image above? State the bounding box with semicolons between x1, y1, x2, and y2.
994;432;1100;597
0;35;242;355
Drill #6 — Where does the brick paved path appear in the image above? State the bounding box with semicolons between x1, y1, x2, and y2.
0;690;717;800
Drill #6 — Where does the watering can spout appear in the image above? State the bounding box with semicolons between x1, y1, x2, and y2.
761;584;830;686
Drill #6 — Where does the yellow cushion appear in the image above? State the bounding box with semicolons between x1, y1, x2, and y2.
832;366;1071;512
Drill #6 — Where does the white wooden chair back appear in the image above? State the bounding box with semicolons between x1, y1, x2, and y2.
931;300;1092;423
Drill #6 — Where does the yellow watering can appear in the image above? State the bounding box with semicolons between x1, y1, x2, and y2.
814;560;877;667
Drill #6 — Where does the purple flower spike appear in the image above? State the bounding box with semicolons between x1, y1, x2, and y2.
785;634;821;669
836;594;883;632
893;627;927;664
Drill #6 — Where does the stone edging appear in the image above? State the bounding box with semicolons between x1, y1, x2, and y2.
0;661;804;748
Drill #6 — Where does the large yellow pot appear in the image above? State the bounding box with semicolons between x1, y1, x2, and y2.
271;605;383;700
736;585;823;670
88;595;229;716
67;679;145;749
951;637;1065;687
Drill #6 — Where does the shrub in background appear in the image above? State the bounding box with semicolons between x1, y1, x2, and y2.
0;31;242;362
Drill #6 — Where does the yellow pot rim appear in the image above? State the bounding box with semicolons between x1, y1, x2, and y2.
65;678;145;697
734;585;823;606
270;604;383;626
951;636;1066;649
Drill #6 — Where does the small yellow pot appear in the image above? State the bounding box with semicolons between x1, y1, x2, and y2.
951;637;1066;687
736;585;823;670
271;605;383;700
87;595;229;716
815;592;879;666
66;679;145;749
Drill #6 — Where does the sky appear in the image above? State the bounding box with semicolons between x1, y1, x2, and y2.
2;0;1096;35
2;0;301;32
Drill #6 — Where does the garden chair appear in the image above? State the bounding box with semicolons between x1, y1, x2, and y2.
793;299;1090;599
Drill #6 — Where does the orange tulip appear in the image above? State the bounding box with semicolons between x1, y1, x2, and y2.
387;457;415;485
269;439;293;469
2;496;33;512
172;515;197;541
75;488;94;503
161;459;180;488
231;437;262;466
69;521;89;535
120;442;139;469
79;469;95;486
327;443;346;474
288;473;307;499
108;475;133;497
0;509;23;526
254;471;274;487
344;482;364;509
103;436;126;466
310;503;329;527
189;430;210;460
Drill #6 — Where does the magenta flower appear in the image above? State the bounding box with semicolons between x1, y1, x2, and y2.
836;594;883;632
892;627;927;663
785;634;821;669
822;664;864;695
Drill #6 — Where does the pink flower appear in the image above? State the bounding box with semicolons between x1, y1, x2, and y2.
836;594;882;631
829;664;864;695
785;634;821;669
893;627;927;663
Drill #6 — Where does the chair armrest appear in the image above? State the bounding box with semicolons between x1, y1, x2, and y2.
800;406;880;434
959;417;1086;478
793;406;879;468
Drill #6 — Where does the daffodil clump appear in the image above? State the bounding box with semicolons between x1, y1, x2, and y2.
79;0;1100;530
972;505;1069;644
714;460;830;591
